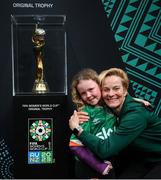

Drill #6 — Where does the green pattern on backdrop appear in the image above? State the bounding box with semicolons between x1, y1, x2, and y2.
102;0;161;116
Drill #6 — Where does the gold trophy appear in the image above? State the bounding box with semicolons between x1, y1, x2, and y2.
32;24;49;94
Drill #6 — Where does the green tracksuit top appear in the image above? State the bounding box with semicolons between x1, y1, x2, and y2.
70;105;116;146
79;95;161;162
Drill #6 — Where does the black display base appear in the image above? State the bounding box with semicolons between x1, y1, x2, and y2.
13;95;74;179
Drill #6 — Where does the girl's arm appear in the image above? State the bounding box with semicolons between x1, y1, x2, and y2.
133;97;151;107
70;146;112;175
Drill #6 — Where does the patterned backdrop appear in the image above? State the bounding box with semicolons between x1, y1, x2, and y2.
102;0;161;116
0;140;14;178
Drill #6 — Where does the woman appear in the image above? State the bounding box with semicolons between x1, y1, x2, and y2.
69;68;161;178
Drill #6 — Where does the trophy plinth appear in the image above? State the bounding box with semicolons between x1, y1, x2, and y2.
32;80;49;94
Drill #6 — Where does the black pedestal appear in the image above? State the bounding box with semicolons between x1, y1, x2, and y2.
13;95;74;178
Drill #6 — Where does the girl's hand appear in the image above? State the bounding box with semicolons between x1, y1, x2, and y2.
141;99;151;107
133;97;151;107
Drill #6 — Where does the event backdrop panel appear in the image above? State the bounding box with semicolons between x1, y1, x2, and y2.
0;0;160;178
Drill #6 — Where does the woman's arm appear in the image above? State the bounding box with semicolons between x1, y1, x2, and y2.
69;109;147;159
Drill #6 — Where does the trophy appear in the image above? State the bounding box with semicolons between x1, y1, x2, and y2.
32;24;49;94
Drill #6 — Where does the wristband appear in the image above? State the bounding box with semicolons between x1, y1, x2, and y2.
73;126;82;136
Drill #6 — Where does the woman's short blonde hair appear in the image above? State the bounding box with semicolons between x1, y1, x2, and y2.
71;68;100;109
99;68;129;90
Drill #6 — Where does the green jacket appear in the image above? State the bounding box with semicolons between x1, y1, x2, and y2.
70;105;116;145
79;95;161;162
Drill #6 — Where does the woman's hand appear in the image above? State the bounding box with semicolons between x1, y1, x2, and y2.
69;110;80;130
69;110;89;130
77;111;89;124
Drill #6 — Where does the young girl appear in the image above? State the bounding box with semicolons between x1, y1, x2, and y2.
69;68;150;179
69;68;115;179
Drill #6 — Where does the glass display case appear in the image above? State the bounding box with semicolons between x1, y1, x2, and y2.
11;15;67;96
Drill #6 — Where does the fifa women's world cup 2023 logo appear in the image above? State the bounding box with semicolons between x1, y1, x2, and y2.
32;24;49;94
28;118;54;164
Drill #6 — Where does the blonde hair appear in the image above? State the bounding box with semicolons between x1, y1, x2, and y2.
99;68;129;90
71;68;100;109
